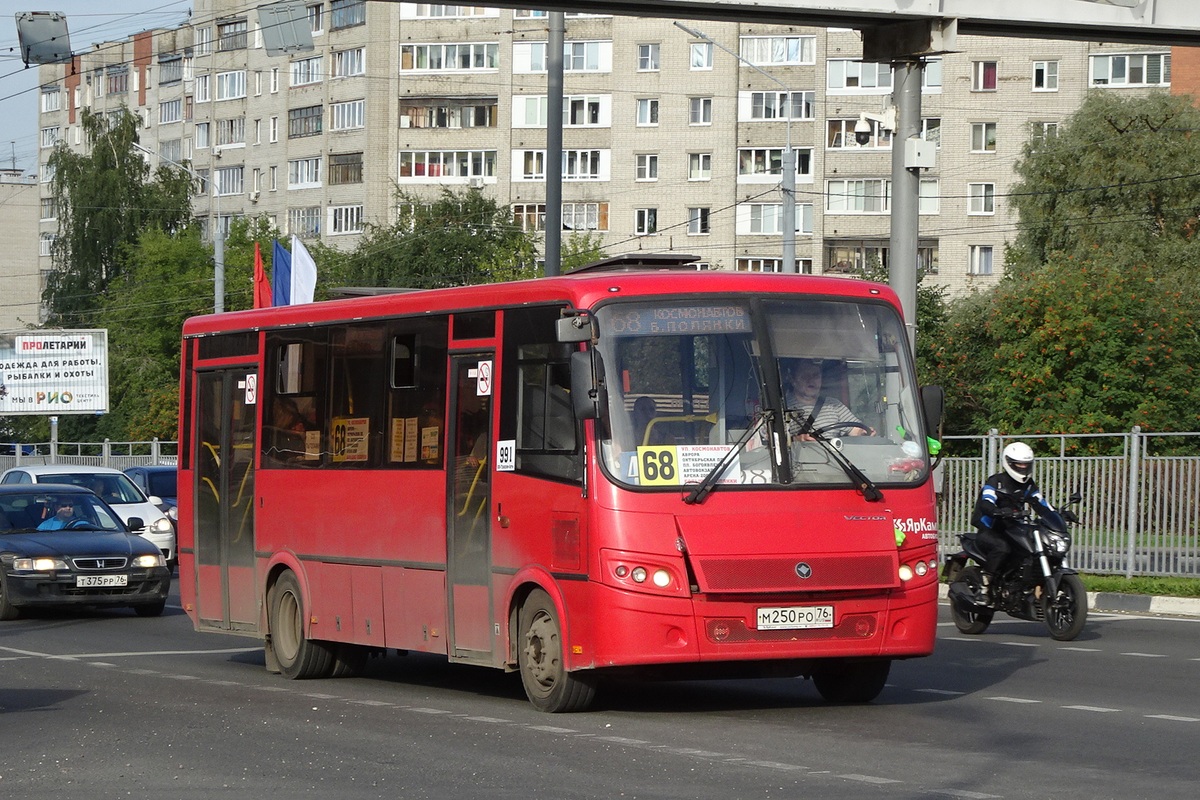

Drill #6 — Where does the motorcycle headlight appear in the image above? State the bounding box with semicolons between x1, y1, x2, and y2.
1044;532;1070;556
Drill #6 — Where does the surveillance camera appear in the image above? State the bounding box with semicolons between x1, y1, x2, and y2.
854;116;873;146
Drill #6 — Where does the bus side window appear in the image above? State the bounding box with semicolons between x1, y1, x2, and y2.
502;307;582;483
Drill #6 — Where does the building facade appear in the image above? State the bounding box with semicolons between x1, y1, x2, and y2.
0;169;42;331
34;1;1177;299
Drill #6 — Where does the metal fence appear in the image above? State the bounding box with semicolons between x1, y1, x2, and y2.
1;439;177;473
7;429;1199;578
938;428;1200;578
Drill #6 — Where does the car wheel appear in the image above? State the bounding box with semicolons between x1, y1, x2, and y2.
134;598;167;617
0;574;20;621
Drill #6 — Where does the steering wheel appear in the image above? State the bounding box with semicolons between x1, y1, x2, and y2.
813;421;873;437
66;519;92;530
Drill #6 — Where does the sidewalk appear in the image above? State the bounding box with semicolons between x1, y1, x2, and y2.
939;584;1200;618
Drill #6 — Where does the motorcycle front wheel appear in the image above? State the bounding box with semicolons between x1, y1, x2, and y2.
949;566;994;634
1043;572;1087;641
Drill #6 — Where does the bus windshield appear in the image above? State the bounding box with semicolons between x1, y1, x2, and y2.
595;296;929;490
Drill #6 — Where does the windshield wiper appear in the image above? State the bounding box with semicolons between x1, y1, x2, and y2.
684;412;772;505
802;429;884;502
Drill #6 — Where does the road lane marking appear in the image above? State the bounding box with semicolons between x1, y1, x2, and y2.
987;696;1041;704
1062;705;1120;712
839;774;901;785
1146;714;1200;722
1120;652;1167;658
914;689;965;695
1058;646;1101;652
998;642;1039;648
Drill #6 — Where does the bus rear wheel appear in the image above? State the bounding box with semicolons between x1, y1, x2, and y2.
811;658;891;704
269;571;334;679
518;589;596;713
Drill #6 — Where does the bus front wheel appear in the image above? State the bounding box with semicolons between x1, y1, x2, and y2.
811;658;891;704
269;571;334;679
518;589;597;713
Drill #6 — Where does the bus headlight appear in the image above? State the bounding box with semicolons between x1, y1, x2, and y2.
652;569;671;588
898;564;914;582
631;567;647;583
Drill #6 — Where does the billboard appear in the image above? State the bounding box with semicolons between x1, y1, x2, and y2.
0;330;109;416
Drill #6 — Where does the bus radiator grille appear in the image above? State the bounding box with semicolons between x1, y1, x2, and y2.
694;554;896;593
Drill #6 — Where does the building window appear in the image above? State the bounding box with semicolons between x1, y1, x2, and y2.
827;118;892;149
688;207;710;235
40;233;56;257
288;157;322;188
307;3;324;33
214;166;245;196
289;206;321;236
216;70;247;101
972;61;998;91
195;123;210;149
331;99;365;130
330;0;366;30
399;150;498;179
519;150;546;180
159;55;183;85
919;179;939;215
740;35;816;66
826;179;889;214
565;95;604;127
216;117;245;146
690;42;713;70
747;90;815;121
288;105;323;138
636;98;659;126
291;56;322;86
194;26;212;56
688;152;712;181
564;149;604;180
217;18;247;51
106;66;129;95
1031;121;1059;145
40;197;57;221
635;208;658;235
329;152;363;185
689;97;713;125
971;122;997;153
402;99;498;129
400;43;500;71
513;203;546;232
1090;53;1171;87
637;43;659;71
923;118;942;147
159;99;183;125
635;154;658;181
563;202;608;231
41;87;61;112
1033;60;1059;91
565;41;606;72
970;245;994;275
827;59;892;91
333;48;365;77
968;183;996;215
737;147;813;183
40;127;60;148
331;204;365;234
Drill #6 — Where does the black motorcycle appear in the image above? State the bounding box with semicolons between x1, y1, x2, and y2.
945;492;1086;641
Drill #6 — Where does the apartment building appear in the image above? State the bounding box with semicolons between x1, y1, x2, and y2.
34;1;1175;298
0;169;42;331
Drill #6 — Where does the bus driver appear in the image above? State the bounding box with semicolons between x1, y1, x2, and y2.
782;358;873;441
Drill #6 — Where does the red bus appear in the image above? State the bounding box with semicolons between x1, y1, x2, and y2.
177;259;944;712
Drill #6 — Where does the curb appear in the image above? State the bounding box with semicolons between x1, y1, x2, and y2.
938;584;1200;618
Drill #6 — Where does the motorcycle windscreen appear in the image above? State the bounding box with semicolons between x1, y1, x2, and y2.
675;512;901;594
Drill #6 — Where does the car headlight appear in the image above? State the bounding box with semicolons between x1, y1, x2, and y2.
132;553;167;568
167;506;178;521
13;557;70;571
149;517;174;533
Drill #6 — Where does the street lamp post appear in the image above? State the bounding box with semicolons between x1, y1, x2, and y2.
674;21;796;273
132;142;224;313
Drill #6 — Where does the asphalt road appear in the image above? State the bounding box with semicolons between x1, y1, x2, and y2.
2;587;1199;799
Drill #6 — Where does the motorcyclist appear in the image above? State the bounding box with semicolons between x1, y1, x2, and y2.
969;441;1056;605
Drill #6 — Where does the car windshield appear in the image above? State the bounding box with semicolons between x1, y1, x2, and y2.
0;492;127;533
52;473;147;505
594;296;931;490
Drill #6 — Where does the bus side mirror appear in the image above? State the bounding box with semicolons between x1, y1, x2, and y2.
557;315;592;343
570;350;608;421
920;385;944;436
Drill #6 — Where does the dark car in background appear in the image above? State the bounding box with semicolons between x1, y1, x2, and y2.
123;465;178;522
0;484;171;619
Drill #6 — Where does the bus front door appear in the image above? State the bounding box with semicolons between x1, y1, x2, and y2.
194;369;259;632
447;355;494;662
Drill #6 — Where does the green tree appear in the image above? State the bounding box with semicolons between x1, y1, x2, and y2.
561;231;608;272
46;107;193;325
328;188;541;289
933;254;1200;441
1008;91;1200;278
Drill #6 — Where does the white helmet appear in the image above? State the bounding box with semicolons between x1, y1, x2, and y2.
1003;442;1035;483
